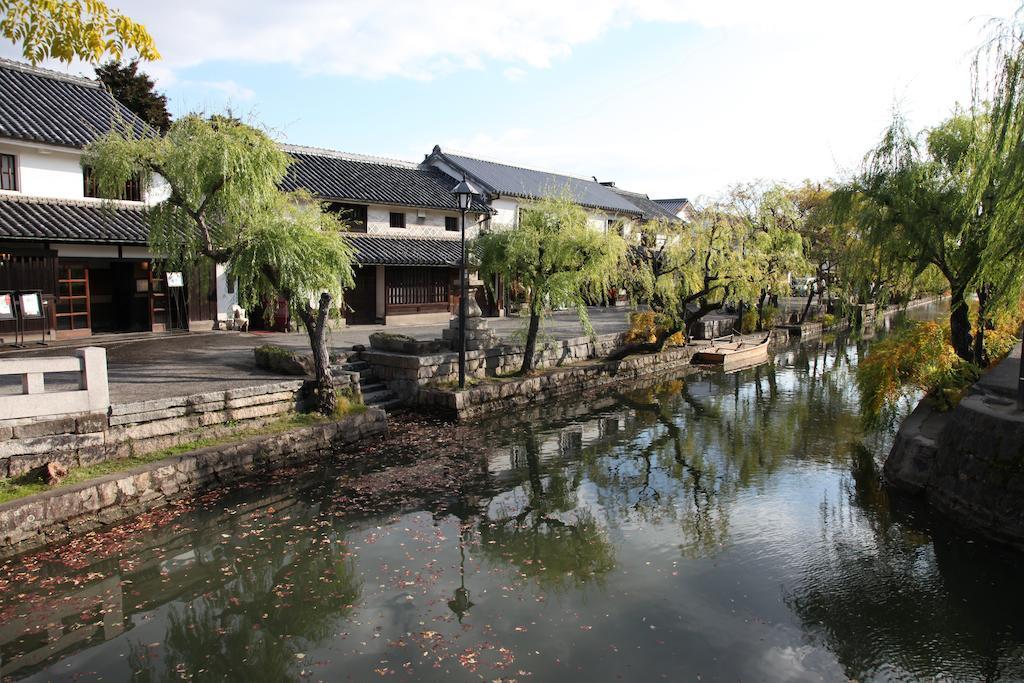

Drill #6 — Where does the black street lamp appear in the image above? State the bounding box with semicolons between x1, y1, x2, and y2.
451;176;481;389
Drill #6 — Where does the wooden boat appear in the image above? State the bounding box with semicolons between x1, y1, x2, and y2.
691;334;771;369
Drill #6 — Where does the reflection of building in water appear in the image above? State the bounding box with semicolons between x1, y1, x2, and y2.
0;575;124;677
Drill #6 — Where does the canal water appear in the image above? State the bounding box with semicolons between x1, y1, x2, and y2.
2;304;1023;682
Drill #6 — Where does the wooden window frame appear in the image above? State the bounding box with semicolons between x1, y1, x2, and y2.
389;212;406;229
385;266;450;314
445;216;459;232
0;153;17;191
55;263;90;334
82;166;142;201
326;202;368;233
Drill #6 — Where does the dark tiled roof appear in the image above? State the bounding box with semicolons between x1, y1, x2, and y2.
345;234;460;267
0;59;150;148
0;194;147;244
611;187;681;222
281;146;491;213
428;147;642;216
653;198;691;216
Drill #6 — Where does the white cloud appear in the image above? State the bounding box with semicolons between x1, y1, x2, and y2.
181;79;255;101
503;67;528;82
0;0;1014;198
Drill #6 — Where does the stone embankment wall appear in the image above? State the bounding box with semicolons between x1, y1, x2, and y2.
885;348;1024;549
418;346;697;420
0;409;387;557
364;332;628;400
0;373;361;480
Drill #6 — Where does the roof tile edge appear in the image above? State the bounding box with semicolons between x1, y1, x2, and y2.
0;57;99;88
279;143;421;170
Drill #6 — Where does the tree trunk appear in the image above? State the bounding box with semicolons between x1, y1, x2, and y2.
297;292;337;415
948;286;973;364
756;290;767;331
520;306;542;375
799;281;816;323
973;284;992;367
607;326;677;361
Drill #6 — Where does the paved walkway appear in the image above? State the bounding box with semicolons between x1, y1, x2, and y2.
0;307;638;404
976;342;1022;400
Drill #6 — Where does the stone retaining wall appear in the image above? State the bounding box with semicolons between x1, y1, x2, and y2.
885;351;1024;550
417;346;698;420
0;373;361;481
0;408;387;557
364;332;628;400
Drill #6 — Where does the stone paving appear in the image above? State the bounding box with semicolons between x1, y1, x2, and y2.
0;307;656;404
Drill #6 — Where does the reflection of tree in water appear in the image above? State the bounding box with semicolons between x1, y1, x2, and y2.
129;513;361;682
784;445;1024;681
477;426;616;591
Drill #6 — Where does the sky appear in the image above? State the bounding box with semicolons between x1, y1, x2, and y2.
6;0;1020;199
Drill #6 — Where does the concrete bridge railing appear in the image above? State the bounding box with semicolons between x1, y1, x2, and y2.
0;347;109;421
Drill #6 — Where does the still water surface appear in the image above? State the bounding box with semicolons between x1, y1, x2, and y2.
2;305;1024;682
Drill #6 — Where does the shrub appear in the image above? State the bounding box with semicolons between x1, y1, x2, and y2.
625;311;685;347
822;313;836;328
740;309;758;334
856;320;979;427
760;305;780;329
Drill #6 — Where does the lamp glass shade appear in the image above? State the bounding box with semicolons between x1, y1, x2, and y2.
451;178;480;210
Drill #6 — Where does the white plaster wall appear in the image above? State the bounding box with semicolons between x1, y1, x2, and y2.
489;198;519;227
215;263;237;319
364;204;487;239
54;244;119;258
0;138;159;204
121;246;153;259
0;142;84;199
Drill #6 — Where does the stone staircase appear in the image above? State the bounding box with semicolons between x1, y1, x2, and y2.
338;358;402;412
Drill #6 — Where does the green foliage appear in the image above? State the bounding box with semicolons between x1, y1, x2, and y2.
85;114;356;414
832;110;1024;364
822;313;836;328
760;304;780;329
625;311;684;346
856;320;980;428
0;0;160;64
95;58;171;132
229;191;356;320
86;115;289;266
475;193;625;347
740;309;758;334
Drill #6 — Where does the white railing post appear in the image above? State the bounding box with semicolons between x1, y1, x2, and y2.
76;347;109;414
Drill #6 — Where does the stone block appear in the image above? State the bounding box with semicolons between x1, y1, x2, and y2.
109;405;189;426
110;395;189;417
75;412;108;434
12;415;77;439
0;431;104;459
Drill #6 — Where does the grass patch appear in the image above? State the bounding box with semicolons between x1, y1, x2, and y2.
0;409;363;506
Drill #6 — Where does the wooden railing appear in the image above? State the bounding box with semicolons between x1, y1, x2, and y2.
0;347;109;420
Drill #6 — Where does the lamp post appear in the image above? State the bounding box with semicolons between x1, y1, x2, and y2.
451;177;480;389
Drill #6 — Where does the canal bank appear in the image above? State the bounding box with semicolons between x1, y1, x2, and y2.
885;343;1024;549
0;409;387;557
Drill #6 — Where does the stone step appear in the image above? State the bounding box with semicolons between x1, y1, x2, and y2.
361;384;391;399
367;397;403;412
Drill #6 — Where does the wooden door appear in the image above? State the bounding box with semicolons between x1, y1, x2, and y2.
345;266;377;325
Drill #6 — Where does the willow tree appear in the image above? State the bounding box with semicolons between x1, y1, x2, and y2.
0;0;159;64
615;198;761;357
731;182;805;329
84;114;355;414
831;113;1004;364
475;195;625;374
